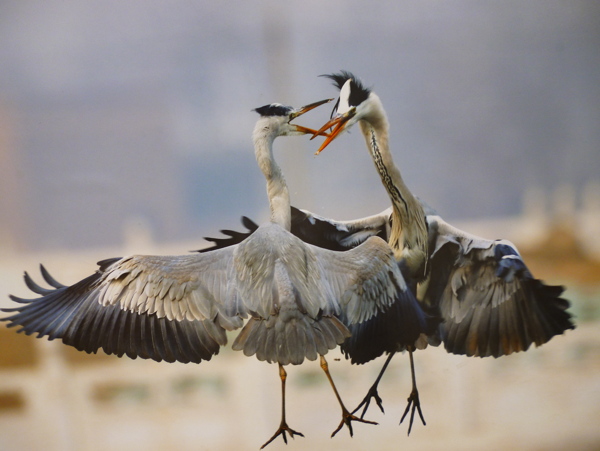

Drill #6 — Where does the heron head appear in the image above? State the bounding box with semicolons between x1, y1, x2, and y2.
253;98;332;138
312;71;372;154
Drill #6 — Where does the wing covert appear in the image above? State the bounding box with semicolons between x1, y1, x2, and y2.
421;214;575;357
2;249;246;363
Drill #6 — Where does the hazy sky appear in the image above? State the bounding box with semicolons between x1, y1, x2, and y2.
1;0;598;249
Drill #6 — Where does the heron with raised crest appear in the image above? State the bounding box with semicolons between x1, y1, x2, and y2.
311;71;575;432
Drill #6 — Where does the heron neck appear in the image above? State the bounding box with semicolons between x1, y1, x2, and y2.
253;130;292;230
358;104;428;279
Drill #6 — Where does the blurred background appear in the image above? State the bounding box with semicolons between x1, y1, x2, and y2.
0;1;598;450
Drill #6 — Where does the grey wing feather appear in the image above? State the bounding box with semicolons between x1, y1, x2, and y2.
1;249;245;363
230;228;408;366
420;214;574;357
311;235;406;325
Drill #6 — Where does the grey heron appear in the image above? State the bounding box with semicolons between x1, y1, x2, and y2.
311;71;575;432
202;71;575;435
1;98;426;447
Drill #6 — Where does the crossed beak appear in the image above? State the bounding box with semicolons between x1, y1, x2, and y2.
289;98;333;136
311;109;356;154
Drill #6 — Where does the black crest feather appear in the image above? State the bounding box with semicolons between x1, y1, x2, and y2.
320;71;371;107
253;103;293;117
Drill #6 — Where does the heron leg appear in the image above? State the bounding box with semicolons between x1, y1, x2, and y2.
351;351;396;418
319;355;378;438
399;347;426;435
260;364;304;449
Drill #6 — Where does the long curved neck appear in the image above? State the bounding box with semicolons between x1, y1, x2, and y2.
253;123;291;230
358;95;428;279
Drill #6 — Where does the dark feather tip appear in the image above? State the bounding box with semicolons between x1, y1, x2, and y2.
320;71;371;107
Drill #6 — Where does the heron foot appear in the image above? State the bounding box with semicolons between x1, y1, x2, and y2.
351;384;385;419
260;421;304;449
331;406;378;438
399;388;426;436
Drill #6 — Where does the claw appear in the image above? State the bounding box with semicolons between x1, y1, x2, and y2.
260;363;304;448
351;384;385;419
331;406;378;438
399;388;426;435
260;422;304;449
319;354;378;439
350;352;395;419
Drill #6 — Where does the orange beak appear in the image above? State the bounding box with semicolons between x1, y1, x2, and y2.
289;98;333;137
311;109;356;154
293;124;331;137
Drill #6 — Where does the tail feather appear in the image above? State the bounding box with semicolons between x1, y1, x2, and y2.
232;315;349;365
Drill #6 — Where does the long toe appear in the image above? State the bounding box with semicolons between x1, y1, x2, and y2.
351;385;385;419
261;423;304;449
399;389;426;436
331;408;378;438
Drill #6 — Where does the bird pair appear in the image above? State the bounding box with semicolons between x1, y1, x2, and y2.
2;72;575;449
202;71;575;441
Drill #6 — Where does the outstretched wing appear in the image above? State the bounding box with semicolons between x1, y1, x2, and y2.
2;248;245;363
198;208;433;365
420;214;575;358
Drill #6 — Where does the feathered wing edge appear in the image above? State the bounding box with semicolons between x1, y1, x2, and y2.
291;207;391;250
438;271;574;358
1;261;231;364
334;236;438;365
196;216;259;253
422;216;575;358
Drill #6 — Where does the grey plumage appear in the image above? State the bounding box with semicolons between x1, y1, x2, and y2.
2;99;411;368
193;72;575;437
314;71;574;359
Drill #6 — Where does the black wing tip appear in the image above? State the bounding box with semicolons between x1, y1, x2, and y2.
196;216;258;253
39;264;66;288
4;266;228;365
442;276;576;359
241;216;259;232
4;295;33;306
534;279;575;326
